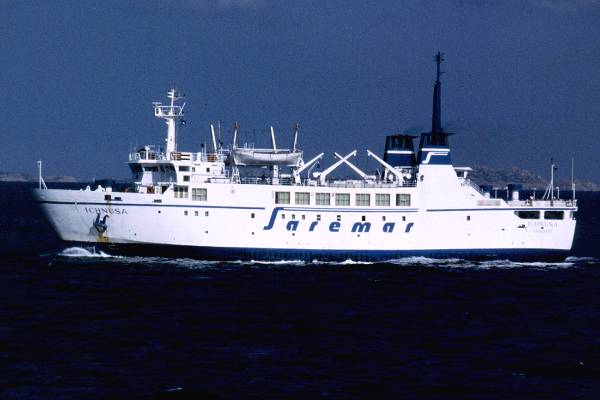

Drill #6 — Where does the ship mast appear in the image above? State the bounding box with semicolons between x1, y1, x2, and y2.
431;51;444;146
153;88;185;159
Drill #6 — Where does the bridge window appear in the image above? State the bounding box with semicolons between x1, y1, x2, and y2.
129;164;142;173
376;194;390;206
316;193;330;206
515;210;540;219
192;188;207;201
275;191;290;204
178;166;190;172
356;194;370;206
544;211;564;220
295;192;310;205
396;193;411;207
335;193;350;206
174;186;188;199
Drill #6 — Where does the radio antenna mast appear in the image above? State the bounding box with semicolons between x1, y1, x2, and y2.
571;157;576;200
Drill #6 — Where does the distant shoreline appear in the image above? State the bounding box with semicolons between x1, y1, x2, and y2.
0;172;79;183
468;165;600;192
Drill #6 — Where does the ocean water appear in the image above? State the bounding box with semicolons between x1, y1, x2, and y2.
1;182;600;399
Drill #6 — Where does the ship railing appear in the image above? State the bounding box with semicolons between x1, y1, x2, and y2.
321;180;417;188
208;177;231;183
400;179;417;188
203;169;232;183
508;199;577;208
128;151;167;161
170;152;192;161
238;177;278;185
190;152;228;163
239;177;265;185
460;178;486;196
237;176;293;185
232;177;418;188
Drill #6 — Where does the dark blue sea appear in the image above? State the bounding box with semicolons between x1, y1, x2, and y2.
2;182;600;399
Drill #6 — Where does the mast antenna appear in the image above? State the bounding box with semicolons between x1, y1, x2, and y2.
431;51;445;145
37;160;47;190
543;158;558;201
434;51;444;83
571;157;576;200
154;88;185;159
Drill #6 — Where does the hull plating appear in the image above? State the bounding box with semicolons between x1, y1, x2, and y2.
64;241;571;262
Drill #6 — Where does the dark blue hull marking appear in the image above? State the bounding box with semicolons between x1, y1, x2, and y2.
62;241;571;263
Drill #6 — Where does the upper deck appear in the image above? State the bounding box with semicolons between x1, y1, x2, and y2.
115;84;577;211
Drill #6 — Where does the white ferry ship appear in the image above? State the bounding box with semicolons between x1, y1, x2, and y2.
34;54;577;261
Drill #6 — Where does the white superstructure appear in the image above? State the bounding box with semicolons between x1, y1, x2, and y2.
33;54;577;261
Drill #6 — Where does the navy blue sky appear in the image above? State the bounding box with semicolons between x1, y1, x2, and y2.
1;0;600;182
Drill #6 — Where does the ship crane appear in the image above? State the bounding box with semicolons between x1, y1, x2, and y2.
316;151;357;185
366;150;404;182
293;152;324;184
334;152;377;182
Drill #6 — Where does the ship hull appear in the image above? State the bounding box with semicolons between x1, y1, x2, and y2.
34;185;577;263
62;241;571;262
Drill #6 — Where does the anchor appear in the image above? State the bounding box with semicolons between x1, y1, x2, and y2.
93;213;109;233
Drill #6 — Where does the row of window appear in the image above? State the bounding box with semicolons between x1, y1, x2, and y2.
173;187;412;207
183;210;209;216
275;192;411;207
174;187;207;201
178;166;211;173
129;164;209;174
515;210;565;220
141;165;177;172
